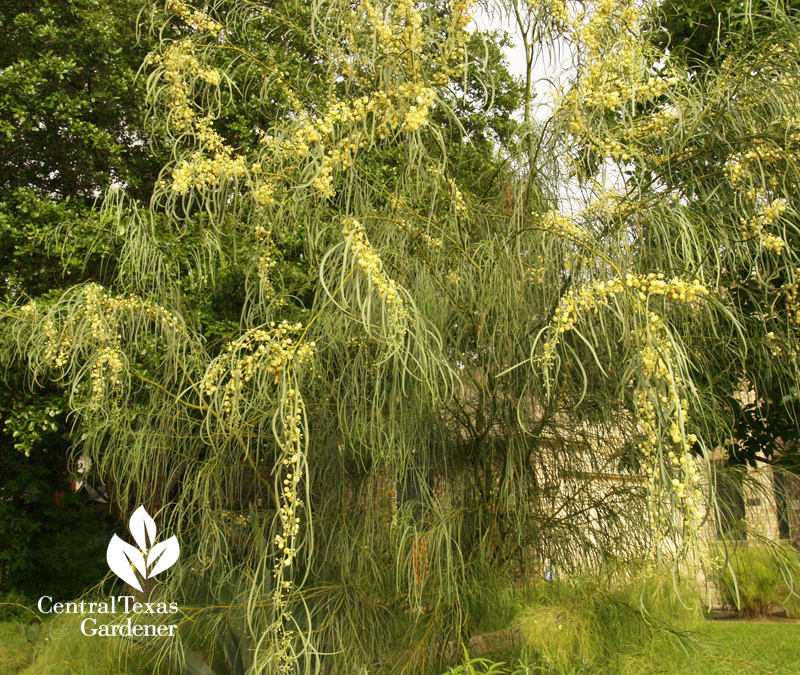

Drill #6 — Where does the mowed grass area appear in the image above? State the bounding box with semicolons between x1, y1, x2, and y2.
0;618;798;674
609;620;800;675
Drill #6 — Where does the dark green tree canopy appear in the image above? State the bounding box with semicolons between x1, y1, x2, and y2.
0;0;158;202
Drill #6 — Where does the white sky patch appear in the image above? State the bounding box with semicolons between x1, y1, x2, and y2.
466;4;631;213
468;5;575;122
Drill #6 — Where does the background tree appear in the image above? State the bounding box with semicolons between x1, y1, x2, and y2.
0;0;162;598
653;0;800;68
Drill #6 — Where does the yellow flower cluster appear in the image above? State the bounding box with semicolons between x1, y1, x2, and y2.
721;137;796;257
276;398;305;563
83;290;184;413
623;110;678;141
89;347;125;411
254;225;278;300
283;84;435;197
595;137;630;161
784;276;800;326
540;210;594;245
651;147;698;167
565;66;679;151
172;151;247;194
450;0;474;31
635;388;704;530
201;322;316;418
623;272;709;304
630;305;704;531
261;0;470;203
270;388;308;673
149;41;194;133
403;86;437;132
725;145;787;189
343;218;410;326
576;67;675;112
149;9;253;198
253;182;276;207
430;166;468;215
171;117;247;194
166;0;221;36
273;103;367;197
149;41;222;135
24;285;185;412
364;0;424;60
571;0;643;56
739;197;787;253
540;271;709;530
556;0;681;156
526;0;569;24
546;277;625;345
314;138;362;198
361;0;470;83
398;219;443;248
275;478;302;564
37;316;72;368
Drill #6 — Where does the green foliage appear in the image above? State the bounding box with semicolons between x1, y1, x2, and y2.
0;620;35;675
0;0;160;606
440;647;514;675
0;590;37;623
728;393;800;473
12;613;168;675
650;0;800;482
3;0;800;673
711;542;800;616
0;386;120;599
653;0;800;68
436;567;703;674
515;568;701;672
0;0;158;202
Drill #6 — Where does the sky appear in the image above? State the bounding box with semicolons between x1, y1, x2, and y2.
469;5;575;122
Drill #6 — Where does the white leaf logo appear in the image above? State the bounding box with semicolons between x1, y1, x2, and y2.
107;535;146;592
129;505;157;552
107;506;180;590
147;537;180;578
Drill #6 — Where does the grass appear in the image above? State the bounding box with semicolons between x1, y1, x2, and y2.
1;586;798;675
0;621;35;674
0;613;174;675
506;567;704;673
2;617;799;674
710;542;800;617
442;620;800;675
610;619;800;675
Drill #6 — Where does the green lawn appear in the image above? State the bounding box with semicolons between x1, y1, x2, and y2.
611;620;800;675
1;618;798;675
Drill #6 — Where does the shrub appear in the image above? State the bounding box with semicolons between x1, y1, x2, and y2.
0;590;35;623
712;543;800;617
515;567;701;672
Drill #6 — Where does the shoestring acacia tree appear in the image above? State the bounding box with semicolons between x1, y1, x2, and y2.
651;0;800;515
557;0;800;513
5;0;800;672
